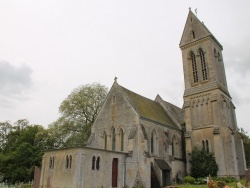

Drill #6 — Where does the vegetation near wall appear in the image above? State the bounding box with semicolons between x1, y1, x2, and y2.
188;148;218;178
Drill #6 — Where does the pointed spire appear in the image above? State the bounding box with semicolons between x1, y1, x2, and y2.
179;10;222;49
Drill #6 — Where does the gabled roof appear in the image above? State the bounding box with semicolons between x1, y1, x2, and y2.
161;100;184;125
120;86;178;129
179;10;222;49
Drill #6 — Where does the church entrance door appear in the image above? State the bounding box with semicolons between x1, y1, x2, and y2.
112;158;118;188
162;170;170;186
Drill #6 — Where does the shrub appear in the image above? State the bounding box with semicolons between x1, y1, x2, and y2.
188;147;218;178
184;176;195;184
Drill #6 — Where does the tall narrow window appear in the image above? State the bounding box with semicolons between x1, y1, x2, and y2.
206;140;209;153
172;136;178;157
96;156;100;170
49;157;52;169
52;156;55;169
190;51;198;83
199;48;208;80
151;132;154;153
202;140;205;150
120;129;124;151
69;155;72;169
112;128;116;151
192;30;195;39
66;155;69;169
151;130;157;154
104;131;107;150
92;156;96;170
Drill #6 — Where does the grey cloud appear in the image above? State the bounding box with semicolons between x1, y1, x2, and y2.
224;38;250;76
0;60;33;104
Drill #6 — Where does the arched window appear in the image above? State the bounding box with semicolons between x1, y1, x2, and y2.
66;155;69;169
151;130;157;154
120;129;124;151
202;140;209;153
172;135;179;157
206;140;209;153
49;157;52;169
214;49;217;56
96;156;100;170
190;51;198;83
104;131;107;150
112;128;116;151
69;155;72;169
52;156;55;169
199;48;208;80
92;156;96;170
172;138;175;156
202;140;205;150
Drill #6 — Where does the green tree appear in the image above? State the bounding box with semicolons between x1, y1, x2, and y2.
0;120;47;184
189;147;218;178
49;82;108;148
0;121;13;151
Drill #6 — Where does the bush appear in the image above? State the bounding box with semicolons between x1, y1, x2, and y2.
188;147;218;178
184;176;195;184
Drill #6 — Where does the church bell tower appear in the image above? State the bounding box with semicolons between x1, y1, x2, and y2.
179;9;246;177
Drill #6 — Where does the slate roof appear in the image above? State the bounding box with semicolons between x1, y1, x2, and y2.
161;100;184;125
179;10;222;49
121;86;178;129
155;159;171;170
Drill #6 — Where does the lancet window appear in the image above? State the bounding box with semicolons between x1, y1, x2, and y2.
199;48;208;80
190;51;198;83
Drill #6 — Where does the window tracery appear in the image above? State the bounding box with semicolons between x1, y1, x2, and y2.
199;48;208;80
190;51;198;83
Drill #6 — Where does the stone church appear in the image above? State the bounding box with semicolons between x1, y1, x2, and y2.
39;10;246;188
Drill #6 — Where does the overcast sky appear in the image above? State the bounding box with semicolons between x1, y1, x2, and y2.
0;1;250;134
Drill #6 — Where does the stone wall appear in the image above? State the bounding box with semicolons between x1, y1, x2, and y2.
39;147;126;188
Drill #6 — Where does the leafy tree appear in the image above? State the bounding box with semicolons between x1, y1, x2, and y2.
189;147;218;178
49;82;108;148
0;121;13;151
0;120;47;184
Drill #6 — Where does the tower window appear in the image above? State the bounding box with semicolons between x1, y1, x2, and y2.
199;48;208;80
190;51;198;83
192;31;195;39
206;140;209;153
202;140;209;153
92;156;96;170
96;156;100;170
